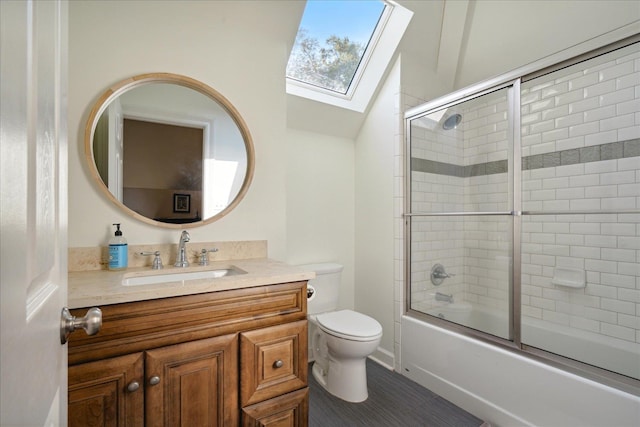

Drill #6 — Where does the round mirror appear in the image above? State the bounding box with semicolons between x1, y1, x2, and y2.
85;73;255;228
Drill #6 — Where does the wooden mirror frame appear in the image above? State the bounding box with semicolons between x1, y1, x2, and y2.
84;73;255;229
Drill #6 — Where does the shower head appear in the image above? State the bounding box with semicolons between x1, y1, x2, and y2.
442;113;462;130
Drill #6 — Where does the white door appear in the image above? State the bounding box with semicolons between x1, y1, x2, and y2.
1;0;69;425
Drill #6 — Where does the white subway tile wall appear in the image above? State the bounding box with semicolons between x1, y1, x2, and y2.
408;42;640;373
521;43;640;348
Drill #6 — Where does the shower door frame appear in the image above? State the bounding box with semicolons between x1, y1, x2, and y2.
403;33;640;396
404;80;523;350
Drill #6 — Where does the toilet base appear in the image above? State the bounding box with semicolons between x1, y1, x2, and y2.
312;357;369;403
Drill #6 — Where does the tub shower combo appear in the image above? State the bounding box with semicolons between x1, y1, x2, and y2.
402;37;639;425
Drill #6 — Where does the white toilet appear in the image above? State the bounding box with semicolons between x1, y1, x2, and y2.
303;263;382;403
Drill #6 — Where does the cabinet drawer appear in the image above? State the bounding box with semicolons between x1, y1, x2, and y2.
240;320;307;406
69;281;307;366
241;387;308;427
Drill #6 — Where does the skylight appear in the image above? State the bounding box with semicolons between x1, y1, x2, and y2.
286;0;413;112
286;0;386;95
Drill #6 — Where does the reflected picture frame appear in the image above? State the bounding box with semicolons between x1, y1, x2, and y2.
173;193;190;213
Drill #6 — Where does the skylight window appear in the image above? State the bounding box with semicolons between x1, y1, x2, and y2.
286;0;413;112
286;0;386;95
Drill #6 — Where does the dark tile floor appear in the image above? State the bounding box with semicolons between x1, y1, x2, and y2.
308;360;484;427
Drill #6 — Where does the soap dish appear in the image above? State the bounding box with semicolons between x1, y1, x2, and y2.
551;267;585;288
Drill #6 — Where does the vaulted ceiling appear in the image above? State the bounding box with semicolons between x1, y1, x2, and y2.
286;0;639;139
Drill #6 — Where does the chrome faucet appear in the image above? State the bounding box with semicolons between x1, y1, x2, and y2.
435;292;454;303
174;230;191;267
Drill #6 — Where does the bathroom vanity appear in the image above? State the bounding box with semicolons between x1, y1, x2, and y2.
67;257;313;426
68;72;313;425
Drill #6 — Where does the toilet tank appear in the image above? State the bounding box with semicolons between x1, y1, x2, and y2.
300;263;343;315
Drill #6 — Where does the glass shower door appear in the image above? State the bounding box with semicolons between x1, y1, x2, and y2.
407;87;514;340
519;43;640;380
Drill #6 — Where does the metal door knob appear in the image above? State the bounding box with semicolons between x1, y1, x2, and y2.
273;360;284;369
127;381;140;392
60;307;102;344
149;376;161;386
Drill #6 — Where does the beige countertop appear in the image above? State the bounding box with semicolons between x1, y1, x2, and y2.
68;258;315;309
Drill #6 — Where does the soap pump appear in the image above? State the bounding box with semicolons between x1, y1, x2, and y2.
108;223;128;270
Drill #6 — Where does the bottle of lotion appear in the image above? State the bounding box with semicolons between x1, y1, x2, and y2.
108;223;128;270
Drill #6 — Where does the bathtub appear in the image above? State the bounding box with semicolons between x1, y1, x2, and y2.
401;311;640;427
426;304;640;380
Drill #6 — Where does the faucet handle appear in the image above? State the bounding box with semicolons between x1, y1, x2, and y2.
430;263;454;285
139;251;163;270
198;248;219;266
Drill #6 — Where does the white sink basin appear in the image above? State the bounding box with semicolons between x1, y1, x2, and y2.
122;267;246;286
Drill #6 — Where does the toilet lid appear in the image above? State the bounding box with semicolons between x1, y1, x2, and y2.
316;309;382;340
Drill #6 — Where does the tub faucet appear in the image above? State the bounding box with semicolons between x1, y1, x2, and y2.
435;292;454;303
174;230;191;267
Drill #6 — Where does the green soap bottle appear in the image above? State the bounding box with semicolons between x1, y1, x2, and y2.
108;223;128;270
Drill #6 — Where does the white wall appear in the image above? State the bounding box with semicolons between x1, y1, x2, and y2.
354;57;402;362
68;1;304;259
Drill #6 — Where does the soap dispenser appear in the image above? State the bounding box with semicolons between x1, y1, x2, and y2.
108;223;128;270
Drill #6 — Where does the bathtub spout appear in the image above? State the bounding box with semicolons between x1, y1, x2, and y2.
435;292;454;303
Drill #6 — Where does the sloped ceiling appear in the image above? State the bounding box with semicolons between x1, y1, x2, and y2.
285;0;453;139
285;0;640;139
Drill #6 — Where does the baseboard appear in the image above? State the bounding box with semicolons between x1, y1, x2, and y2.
369;346;394;370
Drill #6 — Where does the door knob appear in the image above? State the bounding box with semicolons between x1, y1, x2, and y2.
60;307;102;344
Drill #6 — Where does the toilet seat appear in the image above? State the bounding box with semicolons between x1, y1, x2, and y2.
316;309;382;341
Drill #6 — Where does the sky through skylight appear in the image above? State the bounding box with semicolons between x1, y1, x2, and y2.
286;0;386;94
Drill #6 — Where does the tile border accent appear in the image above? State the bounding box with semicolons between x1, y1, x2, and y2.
411;138;639;177
522;139;639;171
411;158;508;177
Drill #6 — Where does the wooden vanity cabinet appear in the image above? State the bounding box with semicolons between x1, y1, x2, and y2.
68;281;308;427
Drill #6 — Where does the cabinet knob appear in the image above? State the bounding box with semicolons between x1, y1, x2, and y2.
273;359;284;369
127;381;140;392
149;376;160;386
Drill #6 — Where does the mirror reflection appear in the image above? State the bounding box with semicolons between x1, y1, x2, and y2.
87;74;254;227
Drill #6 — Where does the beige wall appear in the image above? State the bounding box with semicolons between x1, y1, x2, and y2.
400;0;640;103
69;1;304;258
456;0;640;88
69;0;358;304
286;129;355;309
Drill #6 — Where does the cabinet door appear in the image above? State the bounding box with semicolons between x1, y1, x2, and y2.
242;388;308;427
240;320;307;406
145;334;238;427
68;352;144;427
